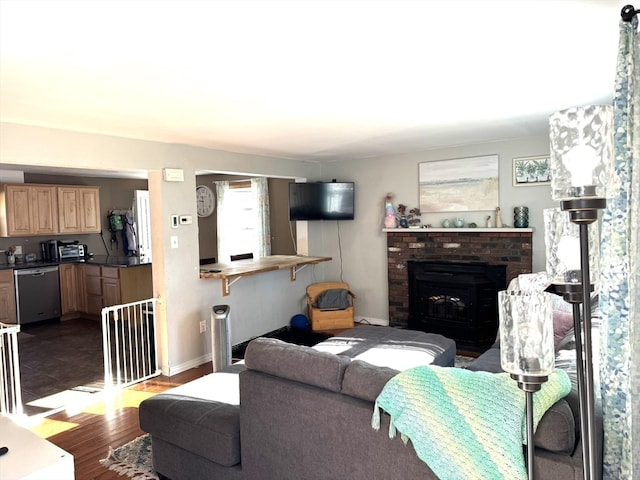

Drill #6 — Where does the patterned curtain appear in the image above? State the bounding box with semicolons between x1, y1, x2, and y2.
599;14;639;479
251;177;271;257
214;180;231;263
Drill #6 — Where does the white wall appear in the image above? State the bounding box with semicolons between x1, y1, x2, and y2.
320;136;556;324
0;122;323;374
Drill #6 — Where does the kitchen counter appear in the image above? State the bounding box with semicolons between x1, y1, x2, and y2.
200;255;332;296
82;255;152;267
0;256;151;271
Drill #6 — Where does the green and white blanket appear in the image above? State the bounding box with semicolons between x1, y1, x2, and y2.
372;366;571;480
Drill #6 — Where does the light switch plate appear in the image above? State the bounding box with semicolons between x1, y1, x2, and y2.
179;215;193;225
171;215;179;228
170;236;179;249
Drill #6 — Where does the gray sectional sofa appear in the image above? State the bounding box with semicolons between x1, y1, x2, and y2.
139;324;600;480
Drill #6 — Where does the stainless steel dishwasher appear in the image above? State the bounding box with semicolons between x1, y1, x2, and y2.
14;266;61;324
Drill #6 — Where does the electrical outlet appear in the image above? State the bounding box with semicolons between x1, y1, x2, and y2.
199;320;206;333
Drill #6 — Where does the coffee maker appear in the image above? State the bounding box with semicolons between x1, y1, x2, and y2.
41;240;60;261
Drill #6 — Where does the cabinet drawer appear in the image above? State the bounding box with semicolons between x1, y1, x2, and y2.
85;265;101;277
101;267;120;279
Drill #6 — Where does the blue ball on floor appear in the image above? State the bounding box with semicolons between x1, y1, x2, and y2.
290;314;309;329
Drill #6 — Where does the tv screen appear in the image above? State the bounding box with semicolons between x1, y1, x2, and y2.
289;182;355;221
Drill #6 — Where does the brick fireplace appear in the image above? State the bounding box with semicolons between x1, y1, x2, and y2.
386;229;533;341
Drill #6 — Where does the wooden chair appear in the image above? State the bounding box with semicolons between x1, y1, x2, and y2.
306;282;356;331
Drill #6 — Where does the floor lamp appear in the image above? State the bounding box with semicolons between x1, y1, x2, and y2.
498;290;555;480
547;105;612;480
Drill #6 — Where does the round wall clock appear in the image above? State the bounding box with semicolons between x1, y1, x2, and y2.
196;185;215;217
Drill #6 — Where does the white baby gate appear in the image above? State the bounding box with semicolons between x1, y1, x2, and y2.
101;298;160;389
0;322;23;416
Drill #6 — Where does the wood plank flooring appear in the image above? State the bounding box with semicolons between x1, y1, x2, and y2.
28;363;213;480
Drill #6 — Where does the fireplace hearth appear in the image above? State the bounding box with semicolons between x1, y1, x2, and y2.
408;261;506;346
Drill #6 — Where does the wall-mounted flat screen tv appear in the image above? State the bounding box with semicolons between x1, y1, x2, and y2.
289;182;355;221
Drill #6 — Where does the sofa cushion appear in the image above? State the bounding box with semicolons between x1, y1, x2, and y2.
314;325;456;369
244;337;350;392
467;343;502;373
553;310;575;349
139;394;241;467
342;360;397;402
534;400;576;454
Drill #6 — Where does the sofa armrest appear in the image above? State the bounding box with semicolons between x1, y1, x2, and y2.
139;394;241;467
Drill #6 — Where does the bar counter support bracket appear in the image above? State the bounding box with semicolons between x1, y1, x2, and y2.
222;276;243;296
291;264;310;281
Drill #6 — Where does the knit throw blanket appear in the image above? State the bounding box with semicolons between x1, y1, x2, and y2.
372;366;571;480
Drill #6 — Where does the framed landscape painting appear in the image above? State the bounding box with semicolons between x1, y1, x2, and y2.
513;155;551;186
419;155;499;212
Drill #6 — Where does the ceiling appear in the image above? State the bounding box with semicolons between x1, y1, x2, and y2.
0;0;626;163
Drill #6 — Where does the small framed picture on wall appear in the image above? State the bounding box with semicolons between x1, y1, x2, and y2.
513;155;551;186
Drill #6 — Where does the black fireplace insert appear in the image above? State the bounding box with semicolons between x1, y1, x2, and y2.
408;261;507;347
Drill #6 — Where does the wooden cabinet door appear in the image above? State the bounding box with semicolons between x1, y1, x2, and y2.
31;186;58;235
102;278;121;307
59;264;78;315
79;187;101;233
5;185;33;236
0;270;16;323
76;264;87;313
102;267;121;307
57;187;101;234
84;265;102;316
57;187;81;234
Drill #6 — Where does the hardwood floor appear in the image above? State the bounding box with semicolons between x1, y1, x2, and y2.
27;362;213;480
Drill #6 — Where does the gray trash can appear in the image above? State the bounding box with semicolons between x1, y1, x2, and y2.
211;305;232;372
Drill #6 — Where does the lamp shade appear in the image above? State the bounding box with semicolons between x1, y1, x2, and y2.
544;207;600;285
549;105;613;201
498;290;555;376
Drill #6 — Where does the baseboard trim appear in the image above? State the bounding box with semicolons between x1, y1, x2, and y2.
355;316;388;326
166;353;212;376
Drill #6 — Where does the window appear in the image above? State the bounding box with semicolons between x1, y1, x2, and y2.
215;178;271;262
226;183;257;258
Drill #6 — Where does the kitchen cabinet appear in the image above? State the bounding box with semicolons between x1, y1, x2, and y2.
84;265;103;317
57;186;101;234
81;264;152;319
101;265;153;305
59;264;85;315
59;264;78;315
0;184;58;237
0;183;100;237
102;268;121;307
59;264;88;319
0;269;17;323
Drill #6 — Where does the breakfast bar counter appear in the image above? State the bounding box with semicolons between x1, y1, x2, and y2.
200;255;332;296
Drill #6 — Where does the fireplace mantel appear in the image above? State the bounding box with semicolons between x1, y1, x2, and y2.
383;228;534;233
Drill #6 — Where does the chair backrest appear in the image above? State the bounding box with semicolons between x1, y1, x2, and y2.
307;282;350;303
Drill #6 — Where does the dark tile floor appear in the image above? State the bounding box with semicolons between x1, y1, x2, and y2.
17;318;105;416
